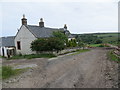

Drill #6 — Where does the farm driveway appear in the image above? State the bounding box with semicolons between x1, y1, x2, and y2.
2;48;118;88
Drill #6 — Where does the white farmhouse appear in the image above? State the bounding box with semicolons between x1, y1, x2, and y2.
14;15;74;55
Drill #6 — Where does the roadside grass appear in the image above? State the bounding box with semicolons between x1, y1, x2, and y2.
89;44;101;47
108;50;120;62
8;53;56;60
69;49;90;55
0;56;6;59
89;44;105;47
0;66;2;79
0;56;4;58
2;66;26;79
59;50;77;55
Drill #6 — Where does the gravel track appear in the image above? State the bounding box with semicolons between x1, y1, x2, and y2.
2;48;119;88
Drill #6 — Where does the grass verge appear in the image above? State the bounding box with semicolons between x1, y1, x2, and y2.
0;56;5;58
1;66;26;79
89;44;101;47
0;66;1;79
8;53;56;60
69;49;90;55
89;44;110;47
108;50;120;62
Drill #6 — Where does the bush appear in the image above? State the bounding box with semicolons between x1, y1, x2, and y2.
52;31;68;43
31;38;65;53
95;39;102;44
98;44;104;47
78;42;86;49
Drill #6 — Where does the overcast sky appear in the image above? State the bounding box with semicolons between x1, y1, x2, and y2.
0;0;119;37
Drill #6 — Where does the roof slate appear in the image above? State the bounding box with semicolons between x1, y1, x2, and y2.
26;25;65;38
0;36;15;47
0;25;74;47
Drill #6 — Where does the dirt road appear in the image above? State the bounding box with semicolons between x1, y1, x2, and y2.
3;48;118;88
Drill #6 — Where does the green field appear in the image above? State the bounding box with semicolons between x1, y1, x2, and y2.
94;33;119;37
93;33;119;45
72;32;119;45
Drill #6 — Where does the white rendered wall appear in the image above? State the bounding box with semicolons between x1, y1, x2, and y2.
0;47;7;57
15;25;36;55
0;47;2;56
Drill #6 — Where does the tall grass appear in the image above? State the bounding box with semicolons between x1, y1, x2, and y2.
2;66;23;79
108;51;120;62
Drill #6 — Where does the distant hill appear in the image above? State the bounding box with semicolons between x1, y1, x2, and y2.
72;32;119;45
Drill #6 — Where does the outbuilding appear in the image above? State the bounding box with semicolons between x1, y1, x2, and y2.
0;36;15;57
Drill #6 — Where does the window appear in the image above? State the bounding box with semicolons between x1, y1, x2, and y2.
17;41;21;50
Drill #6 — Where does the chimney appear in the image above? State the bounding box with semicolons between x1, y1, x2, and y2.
64;24;67;30
39;18;44;27
21;14;27;25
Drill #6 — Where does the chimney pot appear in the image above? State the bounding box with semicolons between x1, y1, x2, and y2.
21;14;27;25
39;18;44;27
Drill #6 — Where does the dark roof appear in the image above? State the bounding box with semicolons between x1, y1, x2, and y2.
26;25;65;38
0;36;15;47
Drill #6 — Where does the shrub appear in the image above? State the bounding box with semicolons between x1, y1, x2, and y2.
95;39;102;44
98;44;104;47
31;37;65;53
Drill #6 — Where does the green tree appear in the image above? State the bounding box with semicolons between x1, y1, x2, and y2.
30;38;47;53
30;38;65;53
76;34;103;44
72;39;77;47
95;39;102;44
52;31;68;43
78;42;86;49
46;37;65;53
66;39;77;47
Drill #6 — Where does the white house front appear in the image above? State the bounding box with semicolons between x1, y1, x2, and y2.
14;15;74;55
0;15;75;56
15;25;36;55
